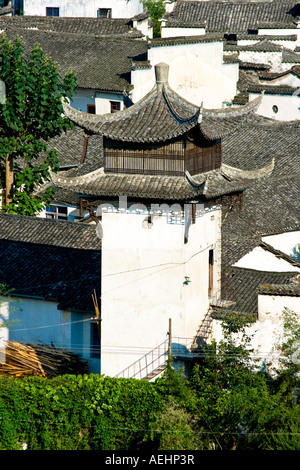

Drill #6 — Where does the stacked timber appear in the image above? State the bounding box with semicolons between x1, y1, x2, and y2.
0;341;88;378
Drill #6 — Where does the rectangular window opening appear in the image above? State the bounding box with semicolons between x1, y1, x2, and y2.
87;104;96;114
110;101;121;113
97;8;112;18
46;205;68;220
208;249;214;297
46;7;59;16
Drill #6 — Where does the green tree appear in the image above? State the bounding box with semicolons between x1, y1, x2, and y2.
0;34;77;216
142;0;166;38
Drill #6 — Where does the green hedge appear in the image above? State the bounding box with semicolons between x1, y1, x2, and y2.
0;374;165;450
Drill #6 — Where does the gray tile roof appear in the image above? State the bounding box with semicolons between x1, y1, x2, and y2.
248;83;299;94
62;63;263;143
163;1;300;33
221;266;299;313
257;280;300;297
282;47;300;63
52;165;266;202
0;213;101;250
0;15;143;37
62;77;201;142
224;38;283;52
0;238;100;313
258;65;300;79
3;28;148;91
220;113;300;274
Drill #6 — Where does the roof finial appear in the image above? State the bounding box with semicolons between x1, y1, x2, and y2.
155;62;169;87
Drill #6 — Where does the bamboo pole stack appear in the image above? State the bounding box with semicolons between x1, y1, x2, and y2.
0;341;88;378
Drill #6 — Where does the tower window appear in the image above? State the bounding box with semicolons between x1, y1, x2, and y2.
208;249;214;297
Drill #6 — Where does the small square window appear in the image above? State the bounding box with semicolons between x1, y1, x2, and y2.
97;8;112;18
110;101;121;113
46;205;68;220
87;104;96;114
46;7;59;16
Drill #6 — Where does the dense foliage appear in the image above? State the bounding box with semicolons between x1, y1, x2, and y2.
142;0;166;38
0;311;299;450
0;35;77;215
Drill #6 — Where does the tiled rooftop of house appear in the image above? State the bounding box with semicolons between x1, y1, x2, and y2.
0;15;143;37
0;238;100;312
163;1;300;33
3;27;148;91
0;213;101;250
220;266;299;314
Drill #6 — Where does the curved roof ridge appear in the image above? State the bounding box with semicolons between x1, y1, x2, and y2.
162;84;200;124
202;93;263;118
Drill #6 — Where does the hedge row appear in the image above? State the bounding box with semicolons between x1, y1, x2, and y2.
0;374;166;450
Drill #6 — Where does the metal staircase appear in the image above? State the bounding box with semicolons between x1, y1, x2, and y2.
114;340;169;381
190;308;213;352
114;311;215;380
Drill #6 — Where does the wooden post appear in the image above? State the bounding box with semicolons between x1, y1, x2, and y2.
168;318;172;363
5;153;14;207
92;290;101;375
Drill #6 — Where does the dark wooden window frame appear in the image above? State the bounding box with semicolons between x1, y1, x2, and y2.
110;101;121;113
208;249;214;297
46;7;59;16
97;8;112;18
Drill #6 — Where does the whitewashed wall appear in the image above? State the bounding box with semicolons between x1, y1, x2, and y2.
262;231;300;260
95;91;124;114
23;0;143;18
131;41;239;108
258;27;300;47
71;89;96;114
161;26;206;38
249;91;300;121
237;50;283;72
233;246;300;272
259;73;300;89
100;199;222;377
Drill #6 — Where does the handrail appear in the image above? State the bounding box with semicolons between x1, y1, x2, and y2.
114;337;194;380
114;340;168;380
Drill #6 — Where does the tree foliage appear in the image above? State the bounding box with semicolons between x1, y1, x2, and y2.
0;34;77;215
0;311;300;450
142;0;166;38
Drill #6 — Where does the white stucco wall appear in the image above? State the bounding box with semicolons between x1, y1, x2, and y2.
237;38;296;51
95;91;124;114
249;92;300;121
255;294;300;366
100;199;222;377
233;246;300;272
259;73;300;88
23;0;143;18
69;89;125;116
71;89;96;113
161;27;206;38
210;293;300;371
262;231;300;261
258;27;300;47
237;50;283;72
131;41;239;108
